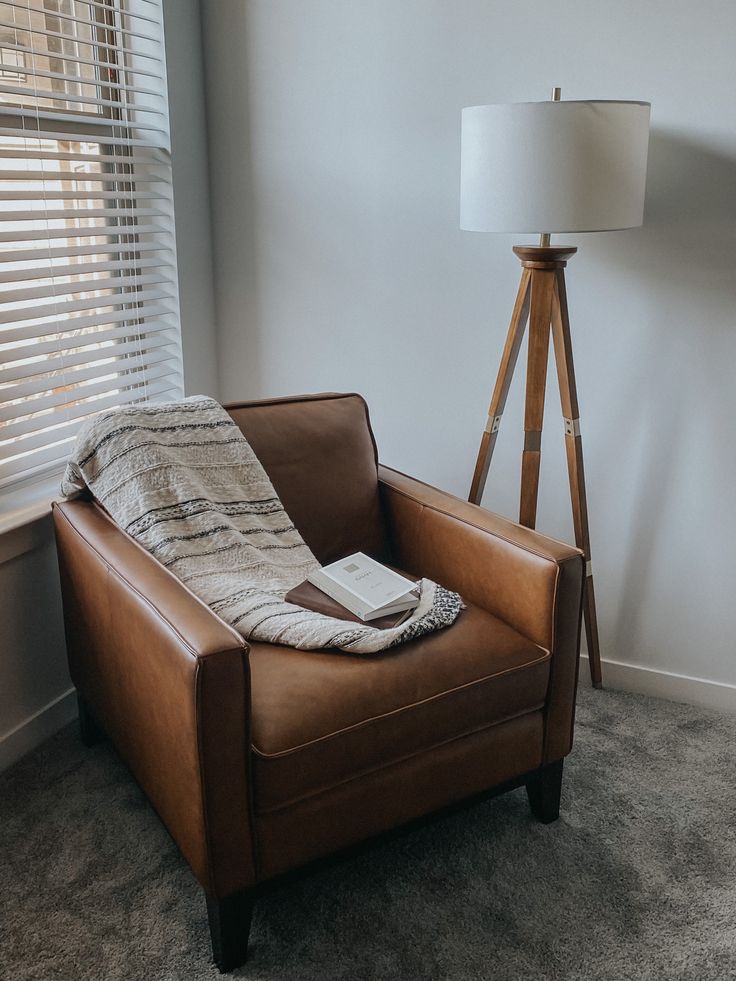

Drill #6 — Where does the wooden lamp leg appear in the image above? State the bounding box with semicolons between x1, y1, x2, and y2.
469;268;531;505
519;268;555;529
550;271;603;687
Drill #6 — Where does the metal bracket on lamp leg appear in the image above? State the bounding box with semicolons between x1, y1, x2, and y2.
468;245;604;689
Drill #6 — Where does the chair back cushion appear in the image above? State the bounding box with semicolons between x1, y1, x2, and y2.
226;393;389;565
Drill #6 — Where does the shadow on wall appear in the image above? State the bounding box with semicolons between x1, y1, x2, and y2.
641;130;736;290
201;1;262;400
598;130;736;661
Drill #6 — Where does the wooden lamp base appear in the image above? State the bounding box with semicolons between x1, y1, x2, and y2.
469;245;602;688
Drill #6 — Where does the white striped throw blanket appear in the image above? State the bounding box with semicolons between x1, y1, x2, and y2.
61;396;462;653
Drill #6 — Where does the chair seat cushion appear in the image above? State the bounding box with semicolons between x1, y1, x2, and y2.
248;598;550;814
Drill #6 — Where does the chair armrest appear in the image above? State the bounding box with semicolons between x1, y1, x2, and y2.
53;500;256;898
378;466;584;761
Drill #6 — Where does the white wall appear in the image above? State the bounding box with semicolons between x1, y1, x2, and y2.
0;0;219;770
201;0;736;707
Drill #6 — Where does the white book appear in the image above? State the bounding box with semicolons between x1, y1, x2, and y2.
307;552;420;622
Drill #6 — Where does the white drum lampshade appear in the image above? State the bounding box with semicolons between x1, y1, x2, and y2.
460;100;651;234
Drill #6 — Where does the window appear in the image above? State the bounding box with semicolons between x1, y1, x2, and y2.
0;0;182;494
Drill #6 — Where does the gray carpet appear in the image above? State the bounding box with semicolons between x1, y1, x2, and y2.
1;685;735;981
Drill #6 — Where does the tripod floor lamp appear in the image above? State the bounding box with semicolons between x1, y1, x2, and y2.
460;92;650;687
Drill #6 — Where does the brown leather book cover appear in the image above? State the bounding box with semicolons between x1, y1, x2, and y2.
284;580;411;630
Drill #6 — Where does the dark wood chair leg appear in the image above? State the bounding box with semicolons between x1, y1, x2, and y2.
526;759;564;824
77;694;105;747
206;889;254;973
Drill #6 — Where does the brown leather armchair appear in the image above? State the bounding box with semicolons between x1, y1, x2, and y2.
52;393;584;972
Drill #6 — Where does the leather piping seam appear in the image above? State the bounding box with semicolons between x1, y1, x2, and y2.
359;393;381;471
194;658;217;895
250;647;549;759
240;647;263;884
541;562;561;762
54;505;248;661
253;705;545;815
549;558;584;761
224;391;357;410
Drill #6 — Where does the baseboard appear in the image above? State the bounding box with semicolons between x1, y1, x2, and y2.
0;687;77;773
581;655;736;714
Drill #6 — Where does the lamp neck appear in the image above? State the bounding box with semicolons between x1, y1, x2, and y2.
538;87;561;249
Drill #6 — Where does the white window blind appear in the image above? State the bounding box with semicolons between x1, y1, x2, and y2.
0;0;182;492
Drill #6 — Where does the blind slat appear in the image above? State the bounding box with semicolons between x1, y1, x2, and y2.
2;0;162;30
0;254;174;285
0;240;171;264
0;439;78;485
0;19;163;62
0;84;165;116
0;208;168;222
0;107;169;137
0;222;171;244
0;65;162;100
0;302;176;345
0;124;169;149
0;42;165;83
0;168;168;182
0;347;176;404
0;148;169;165
0;331;179;385
0;381;177;440
0;271;172;305
0;383;184;485
0;362;174;422
2;377;174;441
0;438;77;485
1;320;178;369
0;189;171;202
59;0;162;27
3;5;163;42
0;286;175;325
